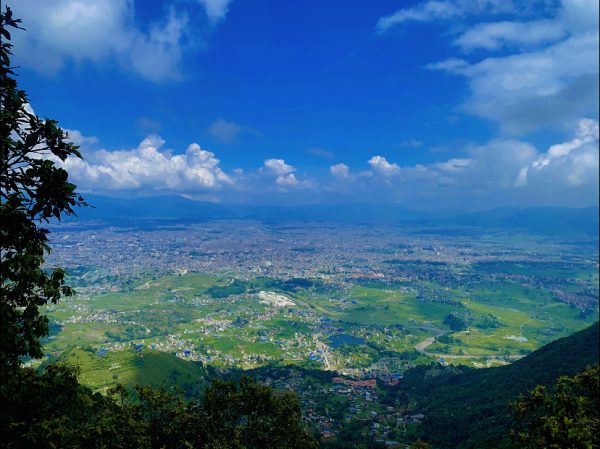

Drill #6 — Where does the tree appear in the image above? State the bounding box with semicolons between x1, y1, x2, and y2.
510;365;599;449
197;376;318;449
0;6;85;375
2;368;318;449
410;440;431;449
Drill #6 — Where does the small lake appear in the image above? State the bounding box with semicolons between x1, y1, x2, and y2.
327;334;366;348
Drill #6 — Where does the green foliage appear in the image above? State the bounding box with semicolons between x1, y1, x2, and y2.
199;377;318;449
0;7;85;375
402;322;599;449
0;364;317;448
443;313;468;332
207;279;248;298
510;366;599;449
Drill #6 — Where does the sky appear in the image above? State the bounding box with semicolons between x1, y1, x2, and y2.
8;0;600;209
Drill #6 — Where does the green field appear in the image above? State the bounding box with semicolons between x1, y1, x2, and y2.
41;261;598;386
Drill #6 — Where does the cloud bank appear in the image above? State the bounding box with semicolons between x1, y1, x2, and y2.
55;118;598;208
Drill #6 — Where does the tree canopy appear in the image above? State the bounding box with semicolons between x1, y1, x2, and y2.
0;6;85;376
2;364;317;449
510;365;599;449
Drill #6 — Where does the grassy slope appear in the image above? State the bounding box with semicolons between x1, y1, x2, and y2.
46;347;207;395
403;321;599;449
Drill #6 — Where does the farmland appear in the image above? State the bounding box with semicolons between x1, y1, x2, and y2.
38;221;598;386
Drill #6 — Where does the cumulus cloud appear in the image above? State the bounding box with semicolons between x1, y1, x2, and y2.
518;118;599;188
7;0;211;82
59;135;232;192
38;120;599;207
276;173;300;187
256;159;317;191
207;118;243;144
323;119;598;207
263;158;295;176
368;156;400;176
330;163;350;178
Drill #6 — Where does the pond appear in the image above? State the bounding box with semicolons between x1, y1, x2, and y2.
327;334;366;348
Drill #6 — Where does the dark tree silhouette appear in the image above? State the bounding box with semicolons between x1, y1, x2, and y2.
0;6;86;375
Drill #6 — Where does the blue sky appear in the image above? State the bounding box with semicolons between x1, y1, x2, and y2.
9;0;600;208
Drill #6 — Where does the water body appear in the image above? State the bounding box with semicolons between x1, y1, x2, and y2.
328;334;366;348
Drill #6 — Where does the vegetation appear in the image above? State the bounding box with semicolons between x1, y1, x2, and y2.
401;322;599;449
1;363;316;449
510;366;599;449
0;7;85;376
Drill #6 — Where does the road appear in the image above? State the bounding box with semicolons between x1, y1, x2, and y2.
313;334;333;370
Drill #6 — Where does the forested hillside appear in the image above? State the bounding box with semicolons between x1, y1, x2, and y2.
402;322;599;448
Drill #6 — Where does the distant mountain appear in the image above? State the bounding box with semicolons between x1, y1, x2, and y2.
446;206;600;237
404;322;600;449
66;194;599;237
71;194;236;223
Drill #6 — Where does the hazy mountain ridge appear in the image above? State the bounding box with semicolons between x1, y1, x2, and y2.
67;195;600;237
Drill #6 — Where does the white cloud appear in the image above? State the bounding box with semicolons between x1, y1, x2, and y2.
39;121;599;207
207;118;243;144
455;20;566;51
324;120;598;207
276;173;299;187
9;0;193;82
434;158;472;172
263;159;295;176
59;135;232;192
418;0;600;134
518;118;599;187
65;129;99;146
459;33;598;134
330;163;350;178
368;156;400;176
198;0;233;23
256;159;317;191
425;57;469;72
376;1;462;33
376;0;515;33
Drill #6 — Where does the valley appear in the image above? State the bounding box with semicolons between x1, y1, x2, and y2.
38;219;598;380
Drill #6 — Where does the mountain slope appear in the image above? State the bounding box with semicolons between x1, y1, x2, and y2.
403;321;600;448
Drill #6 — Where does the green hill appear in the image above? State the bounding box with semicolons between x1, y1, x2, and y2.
402;321;599;448
44;347;208;396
